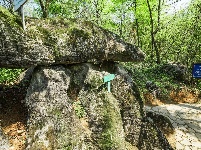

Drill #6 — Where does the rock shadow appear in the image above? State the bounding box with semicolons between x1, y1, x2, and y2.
0;81;29;149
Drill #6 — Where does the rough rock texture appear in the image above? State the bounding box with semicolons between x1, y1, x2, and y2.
0;5;173;149
0;6;145;68
0;128;10;150
25;62;173;149
160;62;188;81
138;112;174;150
25;65;88;149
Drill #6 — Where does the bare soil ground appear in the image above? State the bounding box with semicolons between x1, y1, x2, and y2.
0;83;28;150
144;86;200;106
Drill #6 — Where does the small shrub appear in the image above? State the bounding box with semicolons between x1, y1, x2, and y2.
73;100;86;118
0;68;23;83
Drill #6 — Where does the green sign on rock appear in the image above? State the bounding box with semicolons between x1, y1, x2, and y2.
13;0;27;30
14;0;27;11
104;74;115;92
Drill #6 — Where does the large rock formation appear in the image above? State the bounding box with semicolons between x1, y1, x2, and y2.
0;6;173;150
25;63;141;149
25;62;173;149
0;6;144;68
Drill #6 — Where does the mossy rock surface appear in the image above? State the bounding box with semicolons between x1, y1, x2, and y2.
24;62;172;149
0;6;145;68
25;62;144;149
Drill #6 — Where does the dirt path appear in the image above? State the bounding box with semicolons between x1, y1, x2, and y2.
146;104;201;150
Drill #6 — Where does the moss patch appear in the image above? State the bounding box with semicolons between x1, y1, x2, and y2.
99;93;125;149
0;6;22;28
88;74;104;89
69;28;91;39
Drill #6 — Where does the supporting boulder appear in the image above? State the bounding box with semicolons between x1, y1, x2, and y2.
25;62;143;149
25;62;173;149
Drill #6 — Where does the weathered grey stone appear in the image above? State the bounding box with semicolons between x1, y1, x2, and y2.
139;111;174;150
0;128;10;150
159;62;188;81
25;62;172;149
25;65;87;149
25;62;141;149
17;67;35;84
0;6;145;68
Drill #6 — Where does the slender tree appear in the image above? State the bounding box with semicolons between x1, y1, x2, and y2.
146;0;161;64
38;0;50;18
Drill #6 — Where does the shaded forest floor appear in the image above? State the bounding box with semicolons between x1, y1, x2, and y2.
0;83;28;150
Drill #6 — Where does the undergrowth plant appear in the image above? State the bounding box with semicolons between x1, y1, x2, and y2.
73;100;86;118
0;68;24;84
122;62;195;100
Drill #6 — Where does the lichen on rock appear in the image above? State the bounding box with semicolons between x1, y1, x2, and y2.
0;6;145;68
24;62;173;150
0;128;10;150
25;65;87;149
0;6;173;150
25;62;143;149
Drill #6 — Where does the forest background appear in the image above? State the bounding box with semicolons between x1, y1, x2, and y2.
0;0;201;104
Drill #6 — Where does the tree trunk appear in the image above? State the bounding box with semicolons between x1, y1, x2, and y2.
38;0;49;18
146;0;161;64
157;0;161;27
134;1;140;47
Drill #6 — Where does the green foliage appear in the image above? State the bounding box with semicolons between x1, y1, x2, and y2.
48;0;80;18
158;0;201;67
73;100;86;118
0;5;22;28
1;0;200;90
123;62;185;94
0;68;23;83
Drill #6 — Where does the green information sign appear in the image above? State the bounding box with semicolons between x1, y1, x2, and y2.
104;74;115;92
13;0;27;30
14;0;27;11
